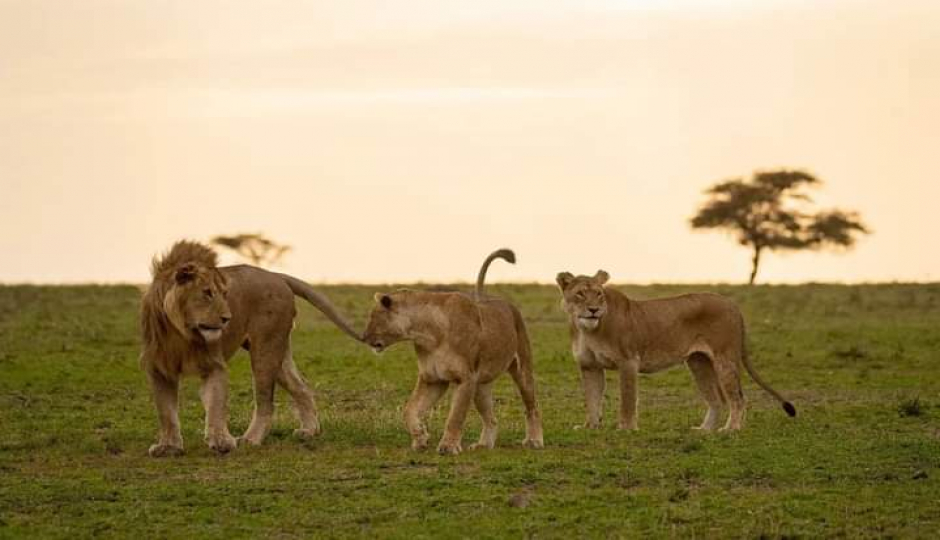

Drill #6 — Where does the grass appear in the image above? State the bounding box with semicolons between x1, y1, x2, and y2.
1;282;939;538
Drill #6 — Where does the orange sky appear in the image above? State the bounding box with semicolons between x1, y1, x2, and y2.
1;0;938;284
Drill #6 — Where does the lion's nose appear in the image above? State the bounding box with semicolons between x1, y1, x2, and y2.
588;307;599;315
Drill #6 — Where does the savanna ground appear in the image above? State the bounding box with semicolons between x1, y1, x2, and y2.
1;283;939;538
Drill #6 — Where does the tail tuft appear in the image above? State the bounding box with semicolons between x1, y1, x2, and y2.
783;402;797;417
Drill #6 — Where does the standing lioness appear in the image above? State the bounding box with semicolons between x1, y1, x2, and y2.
140;240;362;457
557;270;795;431
362;249;543;455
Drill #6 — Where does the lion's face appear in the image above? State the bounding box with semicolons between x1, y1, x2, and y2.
165;263;232;344
362;292;409;354
557;270;610;332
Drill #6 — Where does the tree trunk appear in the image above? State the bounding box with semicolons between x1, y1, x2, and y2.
748;246;762;285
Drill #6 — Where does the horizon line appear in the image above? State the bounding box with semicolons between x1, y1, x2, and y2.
2;279;937;288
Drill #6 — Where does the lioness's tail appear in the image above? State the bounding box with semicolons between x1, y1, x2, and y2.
277;273;363;342
740;315;796;417
475;248;516;300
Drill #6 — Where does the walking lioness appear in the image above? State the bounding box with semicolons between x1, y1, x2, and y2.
140;240;362;457
362;249;543;455
557;270;795;431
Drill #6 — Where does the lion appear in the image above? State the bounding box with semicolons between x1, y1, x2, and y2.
362;249;543;455
139;240;362;457
556;270;795;431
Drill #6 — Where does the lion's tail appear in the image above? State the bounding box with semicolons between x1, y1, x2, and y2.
277;273;363;342
475;248;516;300
740;315;796;417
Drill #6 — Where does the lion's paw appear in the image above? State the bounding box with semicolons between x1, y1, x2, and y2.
575;421;601;430
293;427;321;440
522;438;544;450
207;433;238;454
148;443;184;458
437;440;462;456
469;441;495;451
236;435;262;447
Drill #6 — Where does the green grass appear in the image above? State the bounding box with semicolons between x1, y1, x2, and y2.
1;283;939;538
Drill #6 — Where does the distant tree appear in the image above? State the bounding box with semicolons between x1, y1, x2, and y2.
210;233;291;268
690;170;869;284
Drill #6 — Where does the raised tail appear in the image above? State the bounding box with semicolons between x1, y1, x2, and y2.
277;273;363;342
475;248;516;300
740;315;796;417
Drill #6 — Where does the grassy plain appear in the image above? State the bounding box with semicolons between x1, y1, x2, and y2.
1;283;939;538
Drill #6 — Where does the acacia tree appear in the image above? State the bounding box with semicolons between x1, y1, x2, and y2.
210;233;291;268
690;170;869;284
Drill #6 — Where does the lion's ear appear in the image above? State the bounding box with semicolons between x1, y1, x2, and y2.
374;292;392;309
593;270;610;285
175;263;197;285
556;272;574;290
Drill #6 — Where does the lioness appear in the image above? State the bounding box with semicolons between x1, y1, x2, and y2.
362;249;543;455
557;270;795;431
140;240;362;457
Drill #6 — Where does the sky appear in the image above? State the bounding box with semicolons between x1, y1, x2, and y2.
1;0;938;284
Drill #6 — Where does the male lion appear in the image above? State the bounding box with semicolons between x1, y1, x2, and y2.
557;270;795;431
362;249;543;455
140;240;362;457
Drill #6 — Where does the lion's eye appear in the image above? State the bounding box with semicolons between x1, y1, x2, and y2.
576;292;585;300
203;288;213;299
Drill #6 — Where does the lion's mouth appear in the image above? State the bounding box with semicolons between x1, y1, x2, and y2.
368;339;386;354
197;324;224;342
577;315;601;330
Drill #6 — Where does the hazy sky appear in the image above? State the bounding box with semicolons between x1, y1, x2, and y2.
2;0;938;284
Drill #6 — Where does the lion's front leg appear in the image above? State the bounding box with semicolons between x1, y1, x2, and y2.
579;366;605;429
403;378;448;451
469;382;498;450
618;360;639;430
438;379;476;455
146;368;184;458
200;366;237;454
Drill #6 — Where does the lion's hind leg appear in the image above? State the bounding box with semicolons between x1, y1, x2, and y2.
686;352;723;431
469;381;498;450
712;354;746;431
508;354;544;448
276;348;321;439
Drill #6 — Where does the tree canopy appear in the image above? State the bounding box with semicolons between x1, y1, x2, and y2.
210;233;291;268
690;170;869;284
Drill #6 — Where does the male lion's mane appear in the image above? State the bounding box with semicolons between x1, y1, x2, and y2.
140;240;221;376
